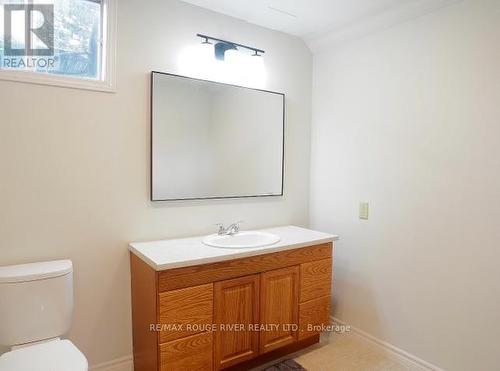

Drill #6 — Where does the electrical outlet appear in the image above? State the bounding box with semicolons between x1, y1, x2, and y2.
359;202;369;220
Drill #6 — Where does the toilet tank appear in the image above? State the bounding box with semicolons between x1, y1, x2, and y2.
0;260;74;347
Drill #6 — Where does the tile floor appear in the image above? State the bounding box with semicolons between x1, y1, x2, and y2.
256;331;422;371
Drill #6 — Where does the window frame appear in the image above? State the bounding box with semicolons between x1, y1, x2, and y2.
0;0;117;92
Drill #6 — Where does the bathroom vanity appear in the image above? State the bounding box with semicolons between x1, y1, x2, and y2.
129;226;337;371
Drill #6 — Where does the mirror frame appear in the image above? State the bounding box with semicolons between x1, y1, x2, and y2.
150;71;285;201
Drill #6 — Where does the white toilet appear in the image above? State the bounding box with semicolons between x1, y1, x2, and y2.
0;260;88;371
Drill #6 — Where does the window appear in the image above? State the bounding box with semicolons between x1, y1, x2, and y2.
0;0;116;91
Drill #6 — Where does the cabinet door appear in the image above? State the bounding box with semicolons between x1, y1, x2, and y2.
214;274;260;370
260;266;299;354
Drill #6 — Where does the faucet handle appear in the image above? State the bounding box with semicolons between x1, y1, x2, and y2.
215;223;225;234
234;220;244;232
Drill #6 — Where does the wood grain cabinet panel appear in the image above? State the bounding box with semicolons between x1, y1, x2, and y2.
260;266;299;354
158;283;213;343
159;332;213;371
214;275;260;370
300;258;332;303
298;296;331;340
130;254;158;371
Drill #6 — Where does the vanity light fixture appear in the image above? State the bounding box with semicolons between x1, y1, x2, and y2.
196;33;265;61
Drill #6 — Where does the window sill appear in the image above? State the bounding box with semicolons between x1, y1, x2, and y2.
0;69;116;93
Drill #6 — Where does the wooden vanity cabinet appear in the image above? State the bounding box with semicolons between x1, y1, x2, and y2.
130;242;333;371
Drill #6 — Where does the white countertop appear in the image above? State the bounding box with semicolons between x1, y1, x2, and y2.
129;225;338;271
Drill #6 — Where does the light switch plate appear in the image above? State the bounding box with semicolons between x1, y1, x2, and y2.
359;202;369;220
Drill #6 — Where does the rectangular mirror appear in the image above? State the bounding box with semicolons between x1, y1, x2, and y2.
151;72;285;201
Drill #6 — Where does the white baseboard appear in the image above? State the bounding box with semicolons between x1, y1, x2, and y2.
331;316;445;371
90;355;134;371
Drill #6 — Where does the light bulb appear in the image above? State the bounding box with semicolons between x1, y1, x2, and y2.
198;42;214;61
245;55;266;88
178;43;215;79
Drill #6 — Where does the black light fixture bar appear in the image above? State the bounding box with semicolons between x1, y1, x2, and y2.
196;34;265;55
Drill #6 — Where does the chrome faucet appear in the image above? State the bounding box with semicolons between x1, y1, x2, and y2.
216;221;243;236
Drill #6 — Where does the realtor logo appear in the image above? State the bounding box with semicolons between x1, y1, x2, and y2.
3;4;54;56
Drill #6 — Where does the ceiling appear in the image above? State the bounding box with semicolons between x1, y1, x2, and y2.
181;0;459;50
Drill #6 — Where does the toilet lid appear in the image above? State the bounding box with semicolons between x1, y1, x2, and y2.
0;339;88;371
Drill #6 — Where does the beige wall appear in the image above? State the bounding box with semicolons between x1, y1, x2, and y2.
0;0;312;365
310;0;500;370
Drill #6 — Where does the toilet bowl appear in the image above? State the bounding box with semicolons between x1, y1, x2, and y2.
0;260;88;371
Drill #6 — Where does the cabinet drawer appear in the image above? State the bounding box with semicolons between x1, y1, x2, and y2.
158;283;213;343
300;258;332;303
158;243;332;292
159;332;213;371
298;296;331;340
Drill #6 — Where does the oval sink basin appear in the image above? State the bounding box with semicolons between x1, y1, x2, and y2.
202;231;280;249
